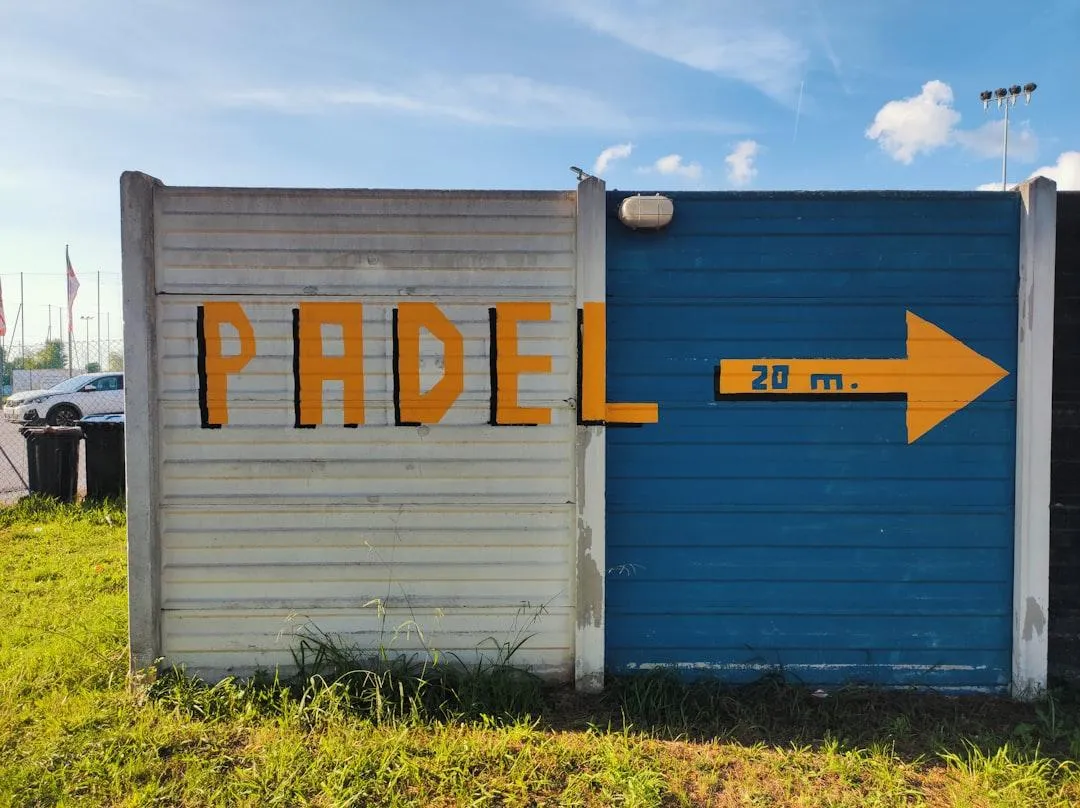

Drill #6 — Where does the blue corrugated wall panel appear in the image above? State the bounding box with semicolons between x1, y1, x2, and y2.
605;191;1020;691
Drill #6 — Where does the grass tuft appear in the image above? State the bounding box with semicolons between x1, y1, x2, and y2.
148;619;549;732
0;493;126;529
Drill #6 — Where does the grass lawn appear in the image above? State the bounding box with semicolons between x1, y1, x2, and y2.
2;498;1080;806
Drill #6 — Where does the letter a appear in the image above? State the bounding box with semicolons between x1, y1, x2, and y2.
293;302;365;427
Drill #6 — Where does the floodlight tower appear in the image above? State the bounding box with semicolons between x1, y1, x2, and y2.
979;83;1037;191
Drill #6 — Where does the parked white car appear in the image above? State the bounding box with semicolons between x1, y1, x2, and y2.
3;372;125;426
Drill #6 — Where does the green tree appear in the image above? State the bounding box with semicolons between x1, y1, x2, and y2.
9;340;67;371
36;340;66;369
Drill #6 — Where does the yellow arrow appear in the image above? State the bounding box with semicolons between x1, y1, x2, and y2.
716;311;1009;443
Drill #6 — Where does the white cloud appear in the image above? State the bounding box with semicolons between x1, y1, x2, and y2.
551;0;808;102
975;152;1080;192
593;143;633;175
211;75;751;135
1030;151;1080;191
221;87;428;116
653;154;703;180
955;119;1038;162
867;80;1043;167
1;36;751;137
0;48;147;110
217;73;634;131
865;80;960;164
1;38;635;132
809;0;849;93
725;140;760;187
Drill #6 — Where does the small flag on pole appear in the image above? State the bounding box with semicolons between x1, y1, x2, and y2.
66;246;80;334
0;279;6;337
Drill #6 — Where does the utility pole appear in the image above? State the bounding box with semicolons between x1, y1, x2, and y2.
81;316;94;371
19;273;24;362
96;271;101;368
65;305;72;375
979;83;1037;191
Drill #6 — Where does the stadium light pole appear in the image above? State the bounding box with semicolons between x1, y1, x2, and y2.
979;83;1037;191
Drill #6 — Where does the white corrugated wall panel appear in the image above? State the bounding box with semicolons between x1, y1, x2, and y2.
156;189;575;297
153;186;578;679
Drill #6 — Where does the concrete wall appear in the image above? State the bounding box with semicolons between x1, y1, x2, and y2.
122;173;609;686
121;173;1059;696
12;369;72;394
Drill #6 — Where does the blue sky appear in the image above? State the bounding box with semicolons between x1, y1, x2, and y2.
2;0;1078;346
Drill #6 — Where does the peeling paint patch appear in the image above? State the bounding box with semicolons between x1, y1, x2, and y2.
574;425;603;630
1022;596;1046;641
576;519;602;629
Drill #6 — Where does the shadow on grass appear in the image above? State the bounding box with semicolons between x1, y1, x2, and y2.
148;638;1080;765
578;671;1080;761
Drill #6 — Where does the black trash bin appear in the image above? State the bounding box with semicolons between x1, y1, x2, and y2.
21;426;83;504
78;414;126;502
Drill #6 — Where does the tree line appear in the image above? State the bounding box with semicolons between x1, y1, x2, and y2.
1;340;124;388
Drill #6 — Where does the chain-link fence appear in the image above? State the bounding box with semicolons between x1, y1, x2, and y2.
0;339;125;503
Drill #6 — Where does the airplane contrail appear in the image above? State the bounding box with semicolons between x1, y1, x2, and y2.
793;80;805;143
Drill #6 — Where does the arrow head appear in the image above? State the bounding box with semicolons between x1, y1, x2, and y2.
905;311;1009;443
